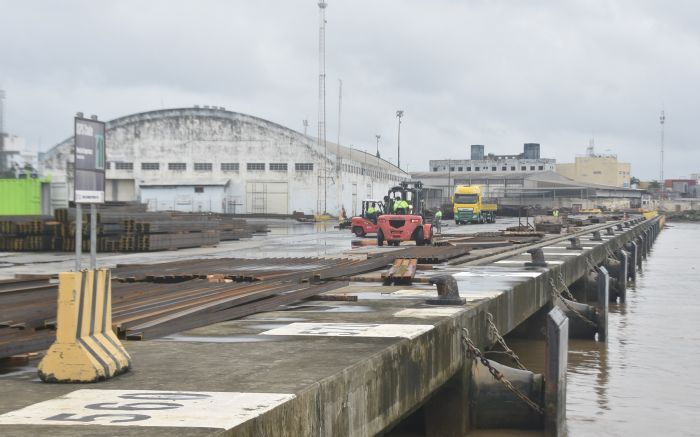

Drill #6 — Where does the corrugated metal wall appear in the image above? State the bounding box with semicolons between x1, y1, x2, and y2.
0;178;50;215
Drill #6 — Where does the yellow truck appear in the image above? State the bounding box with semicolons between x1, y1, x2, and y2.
453;185;497;224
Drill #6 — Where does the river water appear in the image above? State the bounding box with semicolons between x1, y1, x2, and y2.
499;221;700;436
563;221;700;436
409;222;700;437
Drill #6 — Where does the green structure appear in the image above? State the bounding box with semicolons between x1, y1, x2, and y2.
0;178;50;215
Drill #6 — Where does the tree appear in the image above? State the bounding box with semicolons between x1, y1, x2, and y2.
630;176;640;186
648;180;661;189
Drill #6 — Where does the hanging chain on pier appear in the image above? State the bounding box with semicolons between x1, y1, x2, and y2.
461;328;544;415
549;278;597;329
585;256;596;271
605;246;617;259
557;272;577;302
486;312;527;370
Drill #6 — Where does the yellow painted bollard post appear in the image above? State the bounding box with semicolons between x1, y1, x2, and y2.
38;269;131;382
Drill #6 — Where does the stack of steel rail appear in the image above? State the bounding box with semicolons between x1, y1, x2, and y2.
0;203;268;253
0;244;475;360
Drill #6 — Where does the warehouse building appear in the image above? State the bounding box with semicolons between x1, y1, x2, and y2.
556;144;631;188
41;107;408;215
429;143;556;175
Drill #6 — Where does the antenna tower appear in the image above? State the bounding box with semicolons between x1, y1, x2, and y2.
317;0;328;214
660;110;665;184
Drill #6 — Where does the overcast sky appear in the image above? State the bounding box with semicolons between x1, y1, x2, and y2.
1;0;698;179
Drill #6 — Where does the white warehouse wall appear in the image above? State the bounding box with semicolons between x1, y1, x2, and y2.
41;107;408;215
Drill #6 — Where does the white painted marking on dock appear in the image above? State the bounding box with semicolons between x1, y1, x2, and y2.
543;246;595;250
0;390;295;429
260;322;433;339
542;252;581;256
394;308;463;318
453;271;541;278
494;260;565;265
390;289;503;300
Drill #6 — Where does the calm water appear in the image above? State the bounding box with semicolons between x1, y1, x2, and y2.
502;222;700;436
428;222;700;437
563;221;700;436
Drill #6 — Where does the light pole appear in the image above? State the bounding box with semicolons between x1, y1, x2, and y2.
375;134;381;158
396;110;404;168
659;110;665;198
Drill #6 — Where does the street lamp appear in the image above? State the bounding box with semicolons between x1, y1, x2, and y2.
375;134;381;158
396;110;404;168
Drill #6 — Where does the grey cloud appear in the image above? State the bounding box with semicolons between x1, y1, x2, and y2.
1;0;698;179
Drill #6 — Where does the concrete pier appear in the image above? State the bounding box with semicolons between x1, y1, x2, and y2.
0;217;662;436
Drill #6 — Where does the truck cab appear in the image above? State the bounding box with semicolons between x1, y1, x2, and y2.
453;185;496;224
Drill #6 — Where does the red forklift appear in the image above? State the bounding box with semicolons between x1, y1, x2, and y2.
350;199;384;237
376;181;433;246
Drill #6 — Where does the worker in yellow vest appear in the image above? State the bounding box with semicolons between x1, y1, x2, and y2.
433;207;443;234
394;199;409;214
367;203;377;223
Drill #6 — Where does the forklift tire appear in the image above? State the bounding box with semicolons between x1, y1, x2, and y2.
352;226;365;237
415;227;425;246
377;229;385;246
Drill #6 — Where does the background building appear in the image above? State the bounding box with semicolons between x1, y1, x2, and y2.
429;143;556;175
557;145;631;188
41;107;408;215
411;170;645;213
664;179;698;198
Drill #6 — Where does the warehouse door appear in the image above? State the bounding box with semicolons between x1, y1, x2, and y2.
246;182;288;214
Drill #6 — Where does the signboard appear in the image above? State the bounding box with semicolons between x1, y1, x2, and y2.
74;117;106;203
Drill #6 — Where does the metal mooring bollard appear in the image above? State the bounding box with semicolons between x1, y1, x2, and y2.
616;223;623;231
525;248;548;267
38;269;131;383
567;237;582;250
426;274;466;305
591;230;602;241
624;221;631;228
606;227;615;235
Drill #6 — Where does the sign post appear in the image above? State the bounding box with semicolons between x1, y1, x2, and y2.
73;114;106;270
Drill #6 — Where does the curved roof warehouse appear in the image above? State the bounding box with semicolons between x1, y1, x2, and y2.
41;107;408;215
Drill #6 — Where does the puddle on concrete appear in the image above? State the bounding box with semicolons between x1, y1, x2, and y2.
0;366;37;377
323;305;374;313
239;317;307;323
157;335;277;344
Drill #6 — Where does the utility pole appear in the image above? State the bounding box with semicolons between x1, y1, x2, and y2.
302;119;308;136
660;110;665;187
336;78;342;214
0;89;5;173
396;110;404;169
317;0;328;214
375;134;381;158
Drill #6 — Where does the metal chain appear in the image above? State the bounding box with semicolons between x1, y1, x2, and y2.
486;312;527;370
549;278;598;329
461;328;544;415
605;246;617;259
557;273;577;302
585;256;596;271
